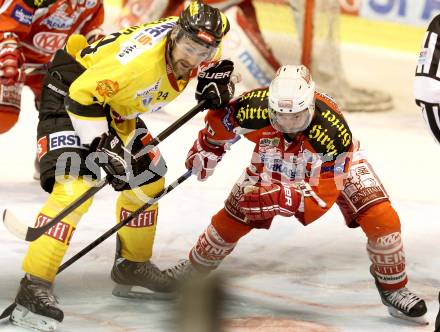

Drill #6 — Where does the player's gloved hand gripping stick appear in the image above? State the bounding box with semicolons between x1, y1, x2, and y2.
56;135;239;274
2;100;208;241
0;170;193;321
0;134;240;322
3;70;240;242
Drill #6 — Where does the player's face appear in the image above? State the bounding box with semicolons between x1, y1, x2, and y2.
171;34;216;77
268;107;314;134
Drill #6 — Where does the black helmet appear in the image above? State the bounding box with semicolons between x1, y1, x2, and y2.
178;1;229;48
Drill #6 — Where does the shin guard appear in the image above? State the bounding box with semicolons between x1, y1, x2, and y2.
190;224;237;271
367;232;407;291
22;178;94;282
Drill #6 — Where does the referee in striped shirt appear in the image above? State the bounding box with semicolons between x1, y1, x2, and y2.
414;14;440;145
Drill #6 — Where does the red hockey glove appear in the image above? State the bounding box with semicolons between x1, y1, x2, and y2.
0;33;25;86
239;181;328;221
186;130;225;181
239;183;300;221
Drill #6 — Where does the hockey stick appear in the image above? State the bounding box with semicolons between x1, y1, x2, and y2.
0;137;240;321
57;169;192;273
57;136;240;273
2;100;207;242
0;170;192;321
3;179;108;241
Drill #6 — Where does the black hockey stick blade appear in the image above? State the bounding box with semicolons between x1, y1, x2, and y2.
0;303;16;320
2;101;207;243
3;178;108;242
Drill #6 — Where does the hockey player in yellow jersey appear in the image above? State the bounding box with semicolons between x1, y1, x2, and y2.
8;1;234;331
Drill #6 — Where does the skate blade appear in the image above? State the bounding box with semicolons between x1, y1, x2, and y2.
10;304;59;332
387;306;429;326
112;283;177;300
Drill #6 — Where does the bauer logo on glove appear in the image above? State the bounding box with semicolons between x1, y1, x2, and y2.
239;183;300;221
196;59;235;109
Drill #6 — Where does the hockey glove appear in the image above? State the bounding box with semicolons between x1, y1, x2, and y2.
186;130;225;181
96;133;135;191
239;183;300;221
0;33;25;86
239;181;328;221
196;60;235;109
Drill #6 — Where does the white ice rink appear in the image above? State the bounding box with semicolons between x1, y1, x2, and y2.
0;44;439;331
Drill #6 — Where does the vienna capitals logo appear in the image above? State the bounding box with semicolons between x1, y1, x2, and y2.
135;79;161;108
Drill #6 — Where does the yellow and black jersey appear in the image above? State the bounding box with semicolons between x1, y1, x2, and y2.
65;17;218;144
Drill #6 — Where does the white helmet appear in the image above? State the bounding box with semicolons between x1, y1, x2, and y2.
268;65;316;134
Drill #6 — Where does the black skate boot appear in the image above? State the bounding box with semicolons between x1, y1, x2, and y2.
371;268;427;325
111;257;176;299
10;274;63;331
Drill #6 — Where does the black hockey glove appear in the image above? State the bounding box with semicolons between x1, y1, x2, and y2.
195;59;235;109
96;132;134;191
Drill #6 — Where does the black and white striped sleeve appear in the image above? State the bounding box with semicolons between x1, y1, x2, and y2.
416;101;440;144
414;14;440;145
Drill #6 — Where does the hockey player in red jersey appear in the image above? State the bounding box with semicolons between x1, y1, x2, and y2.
0;0;104;135
165;65;428;324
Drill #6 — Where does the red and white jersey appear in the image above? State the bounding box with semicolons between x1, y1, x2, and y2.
201;88;355;224
0;0;104;66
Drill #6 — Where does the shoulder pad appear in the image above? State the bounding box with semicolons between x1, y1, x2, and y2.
24;0;57;8
233;88;271;130
304;98;352;160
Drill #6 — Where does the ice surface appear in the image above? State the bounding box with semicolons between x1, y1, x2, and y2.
0;45;439;331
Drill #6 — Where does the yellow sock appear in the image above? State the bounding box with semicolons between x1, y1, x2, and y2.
22;177;95;282
115;177;164;262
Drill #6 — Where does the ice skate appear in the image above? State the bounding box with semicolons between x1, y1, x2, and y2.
371;269;427;325
164;259;200;283
111;257;176;300
10;274;63;332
